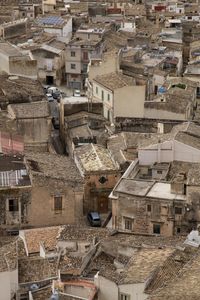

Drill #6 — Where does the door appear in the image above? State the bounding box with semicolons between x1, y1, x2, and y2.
98;196;108;213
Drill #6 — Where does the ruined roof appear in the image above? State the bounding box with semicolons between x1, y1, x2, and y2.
26;152;84;184
20;226;61;255
8;101;50;119
0;75;45;107
93;72;134;91
74;144;119;174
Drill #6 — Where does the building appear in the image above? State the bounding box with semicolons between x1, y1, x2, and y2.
25;152;84;227
64;111;108;156
37;15;72;43
31;39;66;85
74;143;120;213
90;72;145;123
111;122;200;236
0;18;27;40
0;42;37;79
7;101;51;152
0;239;18;300
0;155;31;232
0;75;46;110
65;38;103;90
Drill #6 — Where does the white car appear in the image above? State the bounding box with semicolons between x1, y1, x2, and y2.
46;93;54;102
73;89;81;97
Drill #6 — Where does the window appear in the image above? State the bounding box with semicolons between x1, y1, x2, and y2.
83;51;88;61
9;199;18;212
107;94;110;101
54;196;62;211
101;90;104;101
71;51;76;57
157;170;162;174
177;227;181;234
96;86;98;95
82;63;88;73
153;223;160;234
120;293;130;300
124;217;133;231
147;204;151;212
99;176;107;184
175;207;182;215
71;63;76;69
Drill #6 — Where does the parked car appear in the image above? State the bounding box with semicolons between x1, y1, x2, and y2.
52;91;61;102
52;117;60;129
47;86;60;95
46;93;54;102
73;89;81;97
87;212;101;227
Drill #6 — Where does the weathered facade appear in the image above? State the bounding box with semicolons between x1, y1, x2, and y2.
74;144;120;214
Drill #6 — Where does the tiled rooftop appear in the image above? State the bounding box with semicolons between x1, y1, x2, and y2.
74;143;119;173
20;226;61;255
94;72;134;91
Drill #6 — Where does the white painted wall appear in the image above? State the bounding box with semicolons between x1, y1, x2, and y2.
114;85;145;119
0;52;9;73
44;18;72;42
119;283;147;300
139;140;200;165
0;269;18;300
144;107;186;120
94;275;118;300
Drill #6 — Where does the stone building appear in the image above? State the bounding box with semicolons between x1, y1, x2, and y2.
0;155;31;232
0;42;37;80
25;152;84;227
0;75;46;110
64;111;108;156
8;101;51;152
89;72;145;123
110;122;200;236
65;38;103;90
74;143;120;214
31;39;66;86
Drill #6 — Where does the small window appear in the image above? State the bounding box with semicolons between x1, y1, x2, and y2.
71;51;76;57
147;204;151;212
157;170;162;174
177;227;181;234
54;196;62;211
153;223;160;234
124;217;133;231
99;176;107;184
107;94;110;101
120;293;130;300
101;90;104;101
96;86;98;95
175;207;182;215
9;199;19;212
71;63;76;69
